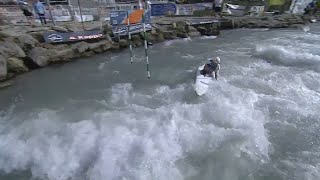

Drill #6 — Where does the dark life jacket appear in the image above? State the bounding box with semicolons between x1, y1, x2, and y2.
201;63;218;75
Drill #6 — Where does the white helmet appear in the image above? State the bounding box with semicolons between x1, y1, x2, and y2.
214;57;221;64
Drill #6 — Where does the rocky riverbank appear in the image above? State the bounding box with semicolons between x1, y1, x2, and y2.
0;13;319;87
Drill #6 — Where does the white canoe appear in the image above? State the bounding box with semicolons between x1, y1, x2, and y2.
194;64;212;96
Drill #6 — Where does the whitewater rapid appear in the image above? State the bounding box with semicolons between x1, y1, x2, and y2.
0;23;320;180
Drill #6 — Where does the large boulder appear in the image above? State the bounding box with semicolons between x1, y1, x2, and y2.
101;40;113;51
219;19;235;29
27;47;53;67
0;55;7;80
27;26;51;33
29;32;45;43
87;40;112;52
85;23;102;31
111;42;120;50
156;33;165;42
146;32;157;43
131;35;143;46
176;21;188;33
102;24;113;36
0;81;12;88
71;41;89;53
51;26;69;32
17;34;39;52
65;24;82;32
119;39;128;48
51;48;75;62
162;30;177;39
88;42;103;50
177;32;189;38
196;26;207;35
188;31;201;37
7;57;28;73
88;41;104;53
0;41;26;58
188;26;200;37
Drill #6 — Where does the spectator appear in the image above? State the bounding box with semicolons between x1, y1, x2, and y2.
18;0;34;27
33;0;47;25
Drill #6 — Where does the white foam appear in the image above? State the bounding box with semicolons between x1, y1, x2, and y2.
0;82;270;180
98;62;106;70
255;45;320;71
164;38;192;46
181;54;195;59
199;36;217;39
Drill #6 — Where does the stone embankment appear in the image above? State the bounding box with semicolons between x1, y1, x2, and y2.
0;13;318;87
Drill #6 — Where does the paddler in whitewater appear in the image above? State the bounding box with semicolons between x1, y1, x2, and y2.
200;57;220;80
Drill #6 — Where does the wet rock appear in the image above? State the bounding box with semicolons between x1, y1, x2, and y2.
30;32;45;43
111;42;120;50
65;24;82;32
7;57;28;73
0;41;26;58
162;30;177;39
51;48;75;62
102;24;113;36
156;33;165;42
85;23;102;31
131;35;143;46
151;28;157;35
0;80;12;88
88;41;104;51
54;44;70;51
87;41;109;53
27;47;53;67
27;26;51;32
220;19;234;29
146;32;157;43
196;26;206;35
101;40;113;51
82;51;95;57
187;26;201;37
71;41;89;53
17;34;39;52
0;55;7;80
51;26;69;32
177;32;189;38
119;39;128;48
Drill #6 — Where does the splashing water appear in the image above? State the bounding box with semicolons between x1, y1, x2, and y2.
0;24;320;180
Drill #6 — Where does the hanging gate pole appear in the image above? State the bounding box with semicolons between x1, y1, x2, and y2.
142;11;150;79
127;11;133;63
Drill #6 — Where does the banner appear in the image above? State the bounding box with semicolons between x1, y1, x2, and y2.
110;9;151;26
112;23;152;36
150;3;177;16
176;4;193;15
192;3;213;11
43;30;104;43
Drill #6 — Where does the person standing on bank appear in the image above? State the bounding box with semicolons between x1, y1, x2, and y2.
33;0;47;25
18;0;34;27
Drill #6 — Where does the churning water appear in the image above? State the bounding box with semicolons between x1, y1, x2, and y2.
0;23;320;180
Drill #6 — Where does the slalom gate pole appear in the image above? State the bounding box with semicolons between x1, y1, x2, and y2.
142;10;150;78
127;11;133;63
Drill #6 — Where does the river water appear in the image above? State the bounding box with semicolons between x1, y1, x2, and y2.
0;23;320;180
